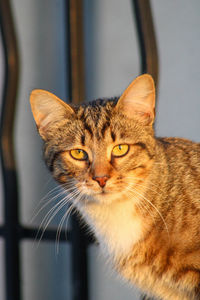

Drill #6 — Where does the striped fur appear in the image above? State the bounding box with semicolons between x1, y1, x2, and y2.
30;75;200;300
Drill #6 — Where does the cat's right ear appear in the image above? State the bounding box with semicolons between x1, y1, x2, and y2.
30;89;75;140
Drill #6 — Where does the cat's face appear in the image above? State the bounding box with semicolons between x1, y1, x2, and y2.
30;74;156;205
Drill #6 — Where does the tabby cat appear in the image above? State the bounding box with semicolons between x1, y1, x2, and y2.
30;74;200;300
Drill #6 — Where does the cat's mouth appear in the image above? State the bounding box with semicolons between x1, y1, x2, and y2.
92;188;109;196
91;187;125;200
86;184;124;196
76;183;127;205
100;189;106;194
80;181;109;194
78;180;125;202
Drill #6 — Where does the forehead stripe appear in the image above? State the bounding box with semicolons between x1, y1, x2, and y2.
101;121;110;137
84;122;93;137
111;131;116;142
81;135;85;146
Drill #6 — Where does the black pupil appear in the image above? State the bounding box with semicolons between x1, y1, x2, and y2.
119;145;122;150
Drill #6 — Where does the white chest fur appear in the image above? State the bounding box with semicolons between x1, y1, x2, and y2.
79;198;142;258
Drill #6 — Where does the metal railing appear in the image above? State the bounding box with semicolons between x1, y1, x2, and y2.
0;1;158;300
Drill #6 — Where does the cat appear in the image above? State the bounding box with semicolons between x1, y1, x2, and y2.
30;74;200;300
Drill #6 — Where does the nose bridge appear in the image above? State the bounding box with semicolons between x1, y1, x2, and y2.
91;148;110;178
91;157;110;177
91;157;111;188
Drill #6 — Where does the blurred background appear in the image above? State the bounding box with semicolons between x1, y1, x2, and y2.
0;0;200;300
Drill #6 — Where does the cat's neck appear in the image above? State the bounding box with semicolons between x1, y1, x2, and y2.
79;197;143;258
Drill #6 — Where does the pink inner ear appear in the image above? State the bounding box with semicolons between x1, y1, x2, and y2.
122;101;154;125
30;90;75;125
34;111;46;128
116;74;155;125
30;89;75;140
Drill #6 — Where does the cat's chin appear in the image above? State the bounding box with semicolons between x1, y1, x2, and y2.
83;190;109;202
86;190;124;205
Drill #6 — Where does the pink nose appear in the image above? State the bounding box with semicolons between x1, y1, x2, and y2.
93;176;109;188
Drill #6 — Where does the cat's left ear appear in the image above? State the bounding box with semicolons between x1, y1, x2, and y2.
115;74;155;126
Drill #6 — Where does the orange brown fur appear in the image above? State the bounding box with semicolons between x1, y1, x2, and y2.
30;75;200;300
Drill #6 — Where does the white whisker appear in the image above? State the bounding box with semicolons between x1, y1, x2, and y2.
31;184;63;219
125;184;169;237
31;185;76;223
125;176;164;194
126;186;157;225
55;192;83;254
35;188;80;245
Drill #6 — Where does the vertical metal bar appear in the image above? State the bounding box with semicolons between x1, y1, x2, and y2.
70;218;89;300
67;0;85;104
132;2;158;299
66;1;89;300
0;1;20;300
132;0;159;87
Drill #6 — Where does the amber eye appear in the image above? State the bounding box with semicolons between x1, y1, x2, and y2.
112;144;129;157
70;149;88;160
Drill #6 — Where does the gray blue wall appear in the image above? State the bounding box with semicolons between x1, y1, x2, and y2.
0;0;200;299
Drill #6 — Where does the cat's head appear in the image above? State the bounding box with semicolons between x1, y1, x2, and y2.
30;74;156;205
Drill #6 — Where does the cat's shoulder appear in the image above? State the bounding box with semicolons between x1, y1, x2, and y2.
157;136;199;148
156;137;200;159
